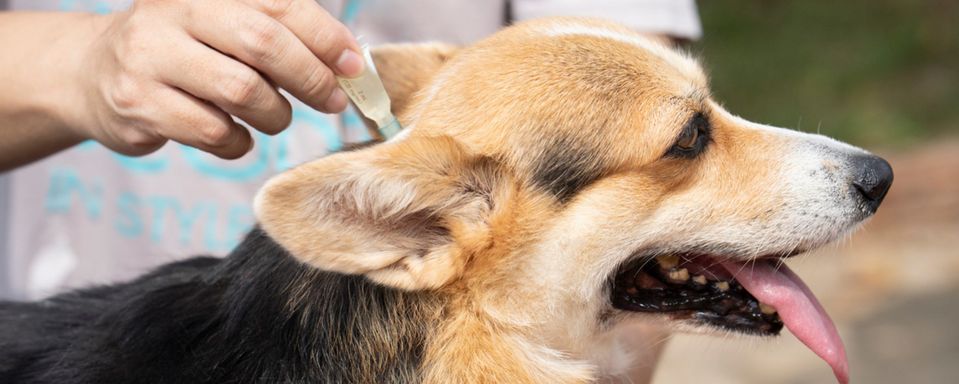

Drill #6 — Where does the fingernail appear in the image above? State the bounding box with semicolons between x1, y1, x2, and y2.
325;88;348;112
336;49;364;78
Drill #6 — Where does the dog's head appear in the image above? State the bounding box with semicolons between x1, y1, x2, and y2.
255;18;891;382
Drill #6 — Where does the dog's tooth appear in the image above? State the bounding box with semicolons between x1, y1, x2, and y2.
759;303;777;315
656;254;680;270
667;268;689;283
715;281;730;292
692;274;707;285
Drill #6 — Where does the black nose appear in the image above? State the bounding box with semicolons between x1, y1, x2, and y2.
850;155;893;212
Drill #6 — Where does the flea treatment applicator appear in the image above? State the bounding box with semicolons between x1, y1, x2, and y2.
336;40;403;139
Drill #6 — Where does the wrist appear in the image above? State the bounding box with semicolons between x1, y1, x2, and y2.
24;12;115;143
0;12;116;168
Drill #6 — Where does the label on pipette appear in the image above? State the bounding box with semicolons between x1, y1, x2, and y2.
336;41;402;139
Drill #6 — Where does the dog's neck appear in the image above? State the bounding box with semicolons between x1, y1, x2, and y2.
215;229;439;382
230;230;665;383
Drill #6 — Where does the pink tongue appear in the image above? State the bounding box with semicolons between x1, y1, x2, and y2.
720;261;849;384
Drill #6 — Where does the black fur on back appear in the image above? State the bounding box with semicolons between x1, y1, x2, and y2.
0;229;439;384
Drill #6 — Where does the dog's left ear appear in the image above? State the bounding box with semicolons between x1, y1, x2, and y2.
254;135;506;290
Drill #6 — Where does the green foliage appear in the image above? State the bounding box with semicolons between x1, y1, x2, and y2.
695;0;959;148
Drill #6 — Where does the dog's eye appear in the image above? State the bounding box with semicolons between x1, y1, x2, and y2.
666;113;710;159
675;126;699;150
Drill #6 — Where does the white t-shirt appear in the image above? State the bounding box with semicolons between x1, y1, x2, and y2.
1;0;700;299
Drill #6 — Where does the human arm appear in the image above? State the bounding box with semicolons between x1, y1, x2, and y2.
0;12;94;171
0;0;365;172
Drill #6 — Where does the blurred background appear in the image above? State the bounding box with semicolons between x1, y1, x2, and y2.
655;1;959;383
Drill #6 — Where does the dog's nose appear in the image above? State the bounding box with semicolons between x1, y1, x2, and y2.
850;154;893;212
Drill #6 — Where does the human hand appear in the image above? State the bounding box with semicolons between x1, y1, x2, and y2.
67;0;364;159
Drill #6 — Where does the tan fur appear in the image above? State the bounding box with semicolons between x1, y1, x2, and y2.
256;17;876;383
372;43;460;118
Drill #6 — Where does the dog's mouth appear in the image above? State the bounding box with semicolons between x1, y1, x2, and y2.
610;253;850;384
611;254;783;334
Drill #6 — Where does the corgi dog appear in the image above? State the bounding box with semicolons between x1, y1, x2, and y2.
0;17;892;384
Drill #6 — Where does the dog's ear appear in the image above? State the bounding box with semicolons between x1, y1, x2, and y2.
370;43;460;119
254;135;507;290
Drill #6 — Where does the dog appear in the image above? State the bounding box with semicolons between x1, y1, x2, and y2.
0;17;892;384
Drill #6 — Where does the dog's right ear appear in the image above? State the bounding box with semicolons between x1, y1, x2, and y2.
370;43;460;119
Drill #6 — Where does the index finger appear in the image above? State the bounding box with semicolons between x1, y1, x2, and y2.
239;0;365;77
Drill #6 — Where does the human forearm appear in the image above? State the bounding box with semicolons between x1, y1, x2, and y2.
0;12;106;171
1;1;362;171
